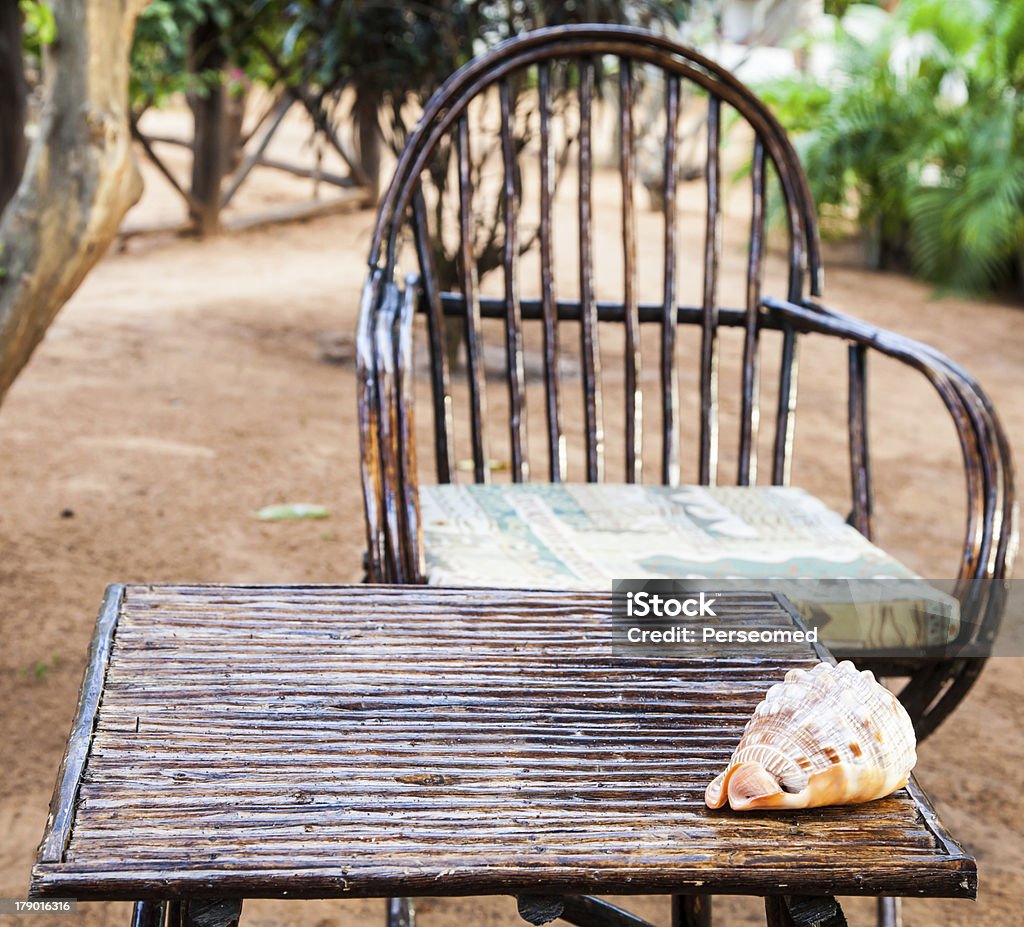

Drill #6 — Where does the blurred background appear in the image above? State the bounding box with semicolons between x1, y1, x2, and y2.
1;3;1022;927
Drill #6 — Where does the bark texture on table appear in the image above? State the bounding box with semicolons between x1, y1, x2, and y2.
30;586;976;902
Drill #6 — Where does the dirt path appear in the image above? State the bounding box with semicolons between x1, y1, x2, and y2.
1;165;1021;927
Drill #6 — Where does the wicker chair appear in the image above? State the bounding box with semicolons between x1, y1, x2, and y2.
357;24;1016;743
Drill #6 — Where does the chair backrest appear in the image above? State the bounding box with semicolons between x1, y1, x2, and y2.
367;24;823;489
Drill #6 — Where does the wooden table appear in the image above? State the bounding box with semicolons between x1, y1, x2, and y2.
31;585;975;927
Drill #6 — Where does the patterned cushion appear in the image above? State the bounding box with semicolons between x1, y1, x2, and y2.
420;483;959;650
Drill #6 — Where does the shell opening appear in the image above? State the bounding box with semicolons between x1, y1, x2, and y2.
706;762;787;811
725;762;785;810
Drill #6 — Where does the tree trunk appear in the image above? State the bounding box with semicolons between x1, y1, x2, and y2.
0;1;27;215
354;86;382;203
224;88;247;174
0;0;146;406
187;19;228;236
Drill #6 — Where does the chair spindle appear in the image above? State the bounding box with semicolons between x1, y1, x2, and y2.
699;95;722;486
456;114;489;482
499;79;528;482
772;325;799;485
578;58;603;482
620;61;642;484
661;74;681;487
411;193;454;483
848;343;873;538
738;136;766;485
538;62;564;482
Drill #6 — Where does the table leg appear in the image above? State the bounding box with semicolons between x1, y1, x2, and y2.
672;895;711;927
877;897;902;927
130;902;164;927
387;898;415;927
181;899;243;927
764;896;847;927
765;897;788;927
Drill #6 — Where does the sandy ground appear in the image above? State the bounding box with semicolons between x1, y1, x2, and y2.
1;128;1022;927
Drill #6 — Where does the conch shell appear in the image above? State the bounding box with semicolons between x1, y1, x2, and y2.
706;661;916;811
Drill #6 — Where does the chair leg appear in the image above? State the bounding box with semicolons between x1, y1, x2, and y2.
517;895;657;927
672;895;711;927
765;896;847;927
877;897;902;927
387;898;415;927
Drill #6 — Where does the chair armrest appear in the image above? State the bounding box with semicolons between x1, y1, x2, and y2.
764;296;1017;736
764;295;1017;589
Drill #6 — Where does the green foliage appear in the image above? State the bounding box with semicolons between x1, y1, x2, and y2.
19;0;56;60
131;1;691;115
128;1;692;281
823;0;879;18
129;1;692;142
280;1;690;141
761;0;1024;294
277;1;691;284
130;0;284;109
